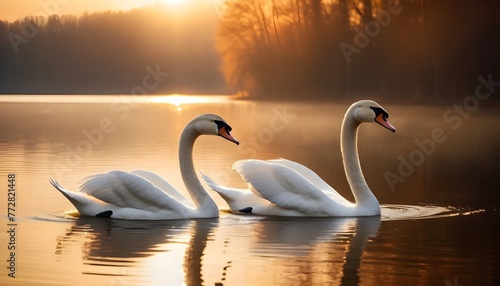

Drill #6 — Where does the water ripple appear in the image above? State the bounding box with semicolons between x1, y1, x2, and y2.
380;204;484;221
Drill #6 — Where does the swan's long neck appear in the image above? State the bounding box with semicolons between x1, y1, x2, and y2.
179;125;218;214
341;112;380;211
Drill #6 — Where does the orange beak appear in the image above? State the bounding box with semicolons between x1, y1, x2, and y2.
218;127;240;145
375;113;396;132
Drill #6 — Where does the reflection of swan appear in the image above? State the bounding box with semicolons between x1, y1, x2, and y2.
221;216;380;285
56;216;218;285
183;219;219;286
50;114;239;220
56;216;192;259
340;217;381;285
247;216;380;257
203;100;395;217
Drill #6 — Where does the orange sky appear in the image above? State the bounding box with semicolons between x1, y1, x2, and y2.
0;0;162;22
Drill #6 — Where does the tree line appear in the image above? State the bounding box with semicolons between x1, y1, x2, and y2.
1;0;499;101
0;2;226;94
216;0;500;101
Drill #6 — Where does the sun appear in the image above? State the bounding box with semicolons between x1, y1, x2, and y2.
162;0;186;4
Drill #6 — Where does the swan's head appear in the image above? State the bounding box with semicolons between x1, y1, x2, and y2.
190;114;240;145
350;100;396;132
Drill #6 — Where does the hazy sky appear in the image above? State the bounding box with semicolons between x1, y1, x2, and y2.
0;0;164;22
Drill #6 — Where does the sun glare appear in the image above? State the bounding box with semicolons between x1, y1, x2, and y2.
149;94;233;111
151;94;211;106
163;0;186;4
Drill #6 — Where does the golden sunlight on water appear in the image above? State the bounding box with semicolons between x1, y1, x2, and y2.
148;94;235;111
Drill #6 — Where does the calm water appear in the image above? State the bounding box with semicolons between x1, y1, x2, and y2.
0;95;499;286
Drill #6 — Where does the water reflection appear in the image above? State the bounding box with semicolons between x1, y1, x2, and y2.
183;219;219;286
55;216;219;285
54;214;381;285
341;217;381;286
250;217;379;255
53;206;471;285
227;216;381;285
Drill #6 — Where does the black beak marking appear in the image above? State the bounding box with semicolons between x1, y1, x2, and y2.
370;106;389;121
215;120;232;136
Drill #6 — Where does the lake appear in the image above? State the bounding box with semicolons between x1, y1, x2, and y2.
0;95;498;285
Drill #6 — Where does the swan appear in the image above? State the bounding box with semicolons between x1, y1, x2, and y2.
202;100;395;217
50;114;239;220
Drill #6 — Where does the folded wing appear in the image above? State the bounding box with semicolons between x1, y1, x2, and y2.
269;158;351;205
79;171;189;213
131;170;192;206
233;160;353;216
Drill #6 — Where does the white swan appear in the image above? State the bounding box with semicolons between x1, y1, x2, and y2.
50;114;239;220
202;100;395;217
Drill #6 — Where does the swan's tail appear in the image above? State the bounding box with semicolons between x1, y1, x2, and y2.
200;171;229;194
200;171;264;212
50;179;104;216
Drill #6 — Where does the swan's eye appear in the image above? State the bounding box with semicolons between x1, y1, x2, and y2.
370;106;389;121
214;120;232;135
